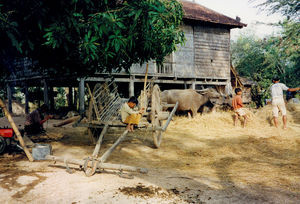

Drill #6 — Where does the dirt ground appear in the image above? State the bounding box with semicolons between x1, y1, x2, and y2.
0;103;299;204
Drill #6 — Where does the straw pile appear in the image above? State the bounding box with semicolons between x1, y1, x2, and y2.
158;103;300;192
170;103;299;132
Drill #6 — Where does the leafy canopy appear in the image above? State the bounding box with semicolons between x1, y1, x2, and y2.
0;0;185;77
231;1;300;106
251;0;300;20
231;20;299;107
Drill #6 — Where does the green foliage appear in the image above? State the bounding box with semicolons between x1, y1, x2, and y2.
55;87;66;109
0;0;185;77
251;0;300;20
231;19;299;107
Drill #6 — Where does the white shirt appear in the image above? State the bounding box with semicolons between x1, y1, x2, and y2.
271;83;289;99
119;103;138;122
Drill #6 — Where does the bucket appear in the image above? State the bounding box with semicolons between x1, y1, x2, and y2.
32;144;52;160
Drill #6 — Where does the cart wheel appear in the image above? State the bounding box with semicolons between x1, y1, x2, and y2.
151;84;163;148
152;118;162;148
0;137;7;154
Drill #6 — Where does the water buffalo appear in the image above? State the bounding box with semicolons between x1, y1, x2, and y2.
161;88;223;117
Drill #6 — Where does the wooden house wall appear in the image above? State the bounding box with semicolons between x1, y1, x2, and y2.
129;24;195;77
129;61;156;74
129;23;231;81
193;26;230;79
173;24;194;78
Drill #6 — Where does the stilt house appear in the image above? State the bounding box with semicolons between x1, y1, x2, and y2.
4;0;246;114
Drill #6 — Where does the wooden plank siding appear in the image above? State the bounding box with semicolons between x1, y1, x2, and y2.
172;25;194;78
194;26;230;79
129;24;231;81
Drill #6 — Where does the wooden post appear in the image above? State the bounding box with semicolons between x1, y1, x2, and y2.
142;64;149;109
191;79;196;90
0;98;34;161
7;84;12;113
92;124;109;158
24;84;29;114
68;86;73;108
79;78;85;114
86;83;100;120
49;87;54;112
129;75;135;97
38;86;41;108
43;79;49;108
73;88;78;110
99;130;128;163
84;124;109;176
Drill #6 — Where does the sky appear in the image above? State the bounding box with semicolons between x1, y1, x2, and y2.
187;0;284;40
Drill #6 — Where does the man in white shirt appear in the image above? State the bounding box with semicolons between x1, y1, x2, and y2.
270;76;299;129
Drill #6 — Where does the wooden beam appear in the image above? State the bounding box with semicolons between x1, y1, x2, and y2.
53;116;80;127
68;87;73;107
99;130;128;163
79;78;85;114
7;84;12;113
24;84;29;114
43;79;49;107
92;124;109;158
129;75;134;97
45;155;148;174
0;99;34;161
49;87;54;112
162;102;178;131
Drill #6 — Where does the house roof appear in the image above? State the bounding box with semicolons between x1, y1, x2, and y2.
181;1;247;28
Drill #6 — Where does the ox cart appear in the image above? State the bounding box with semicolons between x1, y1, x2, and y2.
47;79;178;177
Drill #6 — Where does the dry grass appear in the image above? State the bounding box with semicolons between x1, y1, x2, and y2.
160;103;300;192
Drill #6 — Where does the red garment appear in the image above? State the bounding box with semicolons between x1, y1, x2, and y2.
232;95;243;110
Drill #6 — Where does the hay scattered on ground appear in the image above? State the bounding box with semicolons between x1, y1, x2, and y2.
170;103;299;133
160;103;300;194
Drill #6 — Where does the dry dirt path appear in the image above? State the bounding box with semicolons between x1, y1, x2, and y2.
0;104;299;203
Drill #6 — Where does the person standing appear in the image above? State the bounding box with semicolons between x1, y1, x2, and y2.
232;88;247;128
270;76;299;129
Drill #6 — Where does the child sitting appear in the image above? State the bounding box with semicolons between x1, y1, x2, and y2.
232;88;247;128
120;96;144;132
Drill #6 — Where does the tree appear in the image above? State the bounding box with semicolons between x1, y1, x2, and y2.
232;1;300;106
0;0;185;77
231;23;299;107
253;0;299;87
251;0;300;20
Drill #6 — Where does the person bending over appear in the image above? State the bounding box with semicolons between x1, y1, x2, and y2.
232;88;247;128
24;104;53;135
120;96;144;132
